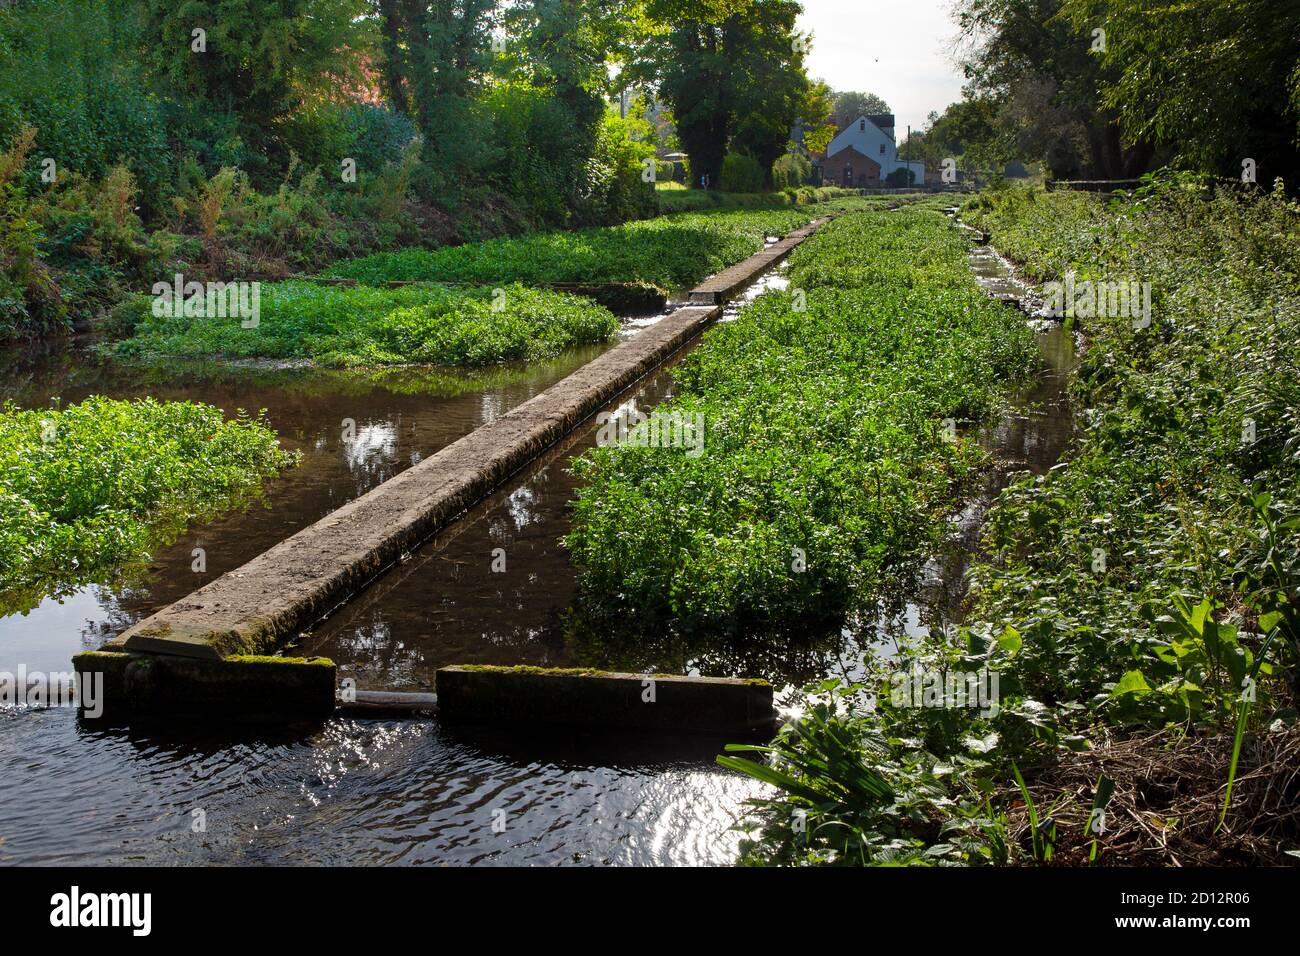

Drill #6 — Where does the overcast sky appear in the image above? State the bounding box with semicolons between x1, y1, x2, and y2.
798;0;967;136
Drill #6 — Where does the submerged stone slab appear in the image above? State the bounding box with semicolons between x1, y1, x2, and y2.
337;689;438;717
436;665;776;735
72;650;336;720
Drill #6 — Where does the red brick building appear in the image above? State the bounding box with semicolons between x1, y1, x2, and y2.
823;145;882;187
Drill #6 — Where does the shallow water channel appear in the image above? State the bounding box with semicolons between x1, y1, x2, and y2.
0;234;1076;865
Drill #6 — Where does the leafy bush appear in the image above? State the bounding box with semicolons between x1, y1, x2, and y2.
962;182;1300;725
722;685;1009;865
720;152;767;193
577;109;658;225
771;152;811;190
0;0;171;207
0;396;296;612
0;127;64;337
278;101;418;183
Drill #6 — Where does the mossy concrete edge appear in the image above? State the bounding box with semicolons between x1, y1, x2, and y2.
436;665;776;735
72;650;336;720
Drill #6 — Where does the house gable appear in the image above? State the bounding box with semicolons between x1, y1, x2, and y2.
824;114;926;186
826;115;896;170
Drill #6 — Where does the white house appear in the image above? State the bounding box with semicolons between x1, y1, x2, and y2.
822;114;925;188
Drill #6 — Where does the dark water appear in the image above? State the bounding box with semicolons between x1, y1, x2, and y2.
0;238;1075;867
0;344;609;673
916;246;1076;629
0;708;760;865
0;311;768;866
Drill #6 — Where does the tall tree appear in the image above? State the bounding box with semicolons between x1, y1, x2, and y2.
495;0;646;219
904;96;1001;171
728;0;817;177
645;1;735;189
640;0;816;189
374;0;410;114
137;0;368;169
1061;0;1300;180
830;90;891;128
505;1;634;167
956;0;1154;178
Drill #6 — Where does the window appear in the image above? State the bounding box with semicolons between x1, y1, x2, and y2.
859;120;865;131
880;144;886;155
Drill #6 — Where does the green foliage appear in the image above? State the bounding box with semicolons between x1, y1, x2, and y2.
720;153;766;193
725;0;818;176
328;207;818;289
135;0;370;181
771;152;811;190
579;109;659;224
0;396;296;612
643;0;818;189
564;210;1035;652
729;181;1300;866
0;0;171;206
107;281;619;368
954;0;1153;179
830;90;892;128
723;684;1010;865
0;127;64;338
908;97;1001;172
1061;0;1300;178
654;184;862;213
960;183;1300;729
479;80;658;229
483;82;586;228
277;101;419;185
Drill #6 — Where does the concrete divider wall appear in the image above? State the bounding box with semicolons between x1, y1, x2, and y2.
73;651;336;720
436;666;776;735
115;303;721;660
111;217;832;664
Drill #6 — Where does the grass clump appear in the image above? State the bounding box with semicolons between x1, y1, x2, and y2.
0;396;297;612
104;281;619;368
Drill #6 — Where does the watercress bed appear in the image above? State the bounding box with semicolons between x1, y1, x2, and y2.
325;207;822;291
105;282;619;368
0;396;296;613
564;209;1035;676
